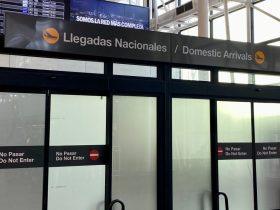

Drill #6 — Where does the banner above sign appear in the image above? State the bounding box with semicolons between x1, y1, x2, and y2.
4;13;280;72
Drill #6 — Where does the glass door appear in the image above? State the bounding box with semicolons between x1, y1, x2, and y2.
217;101;280;210
172;98;212;210
254;103;280;210
111;95;157;210
0;92;46;210
47;94;107;210
217;101;254;210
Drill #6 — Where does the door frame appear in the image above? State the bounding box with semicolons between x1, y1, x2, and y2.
1;60;280;210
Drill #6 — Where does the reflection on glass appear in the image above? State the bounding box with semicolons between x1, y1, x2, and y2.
112;96;157;210
113;63;157;78
172;68;211;81
48;94;107;210
218;101;251;142
254;103;280;210
0;92;45;210
172;98;212;210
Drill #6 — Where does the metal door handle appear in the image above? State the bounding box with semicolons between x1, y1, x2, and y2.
108;199;125;210
218;192;229;210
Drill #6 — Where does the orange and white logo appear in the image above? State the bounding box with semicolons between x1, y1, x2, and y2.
255;51;265;65
43;27;59;44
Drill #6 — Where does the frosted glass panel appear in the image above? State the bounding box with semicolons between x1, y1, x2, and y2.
218;101;251;142
113;63;157;78
48;166;105;210
218;101;253;210
255;103;280;210
256;160;280;210
172;98;212;210
0;169;43;210
218;160;254;210
255;103;280;142
50;95;106;145
112;96;157;210
0;92;45;210
0;93;45;146
48;94;107;210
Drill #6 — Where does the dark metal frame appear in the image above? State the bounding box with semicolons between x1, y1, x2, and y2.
1;49;280;210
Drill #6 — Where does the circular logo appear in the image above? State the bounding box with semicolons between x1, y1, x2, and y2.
89;150;99;161
255;51;265;65
43;27;59;44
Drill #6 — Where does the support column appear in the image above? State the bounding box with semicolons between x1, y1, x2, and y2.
224;0;231;40
198;0;209;37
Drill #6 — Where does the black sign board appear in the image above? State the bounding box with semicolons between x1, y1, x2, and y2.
255;143;280;159
4;13;170;63
49;145;108;167
4;13;280;72
218;143;252;160
0;146;44;169
218;142;280;160
171;35;279;72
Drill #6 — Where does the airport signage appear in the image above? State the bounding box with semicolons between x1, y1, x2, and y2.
171;35;278;71
0;146;44;169
218;143;280;160
49;145;108;167
5;13;169;63
217;143;252;160
5;13;280;72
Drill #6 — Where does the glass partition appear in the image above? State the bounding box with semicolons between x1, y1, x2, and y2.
0;93;45;210
217;101;254;210
172;98;212;210
254;103;280;210
112;96;157;210
48;94;107;210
